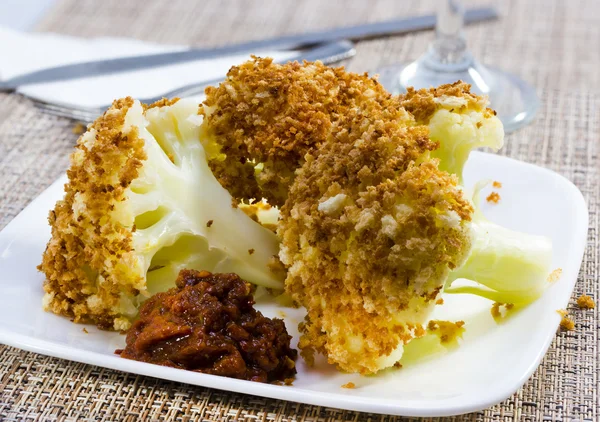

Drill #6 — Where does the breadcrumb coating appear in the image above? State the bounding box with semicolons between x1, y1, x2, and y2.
547;268;562;282
560;316;575;331
486;191;501;203
490;302;514;319
400;82;504;182
144;97;180;110
427;320;465;343
278;102;474;374
577;295;595;309
38;98;146;330
400;81;494;124
200;57;398;206
560;317;575;330
556;309;575;330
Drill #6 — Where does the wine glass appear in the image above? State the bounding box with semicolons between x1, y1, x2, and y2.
377;0;538;133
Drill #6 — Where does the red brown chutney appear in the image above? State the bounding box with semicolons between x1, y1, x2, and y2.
117;269;297;383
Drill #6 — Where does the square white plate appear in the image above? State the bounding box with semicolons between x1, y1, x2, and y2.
0;151;588;417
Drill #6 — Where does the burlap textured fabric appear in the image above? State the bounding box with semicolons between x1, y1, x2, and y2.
0;0;598;420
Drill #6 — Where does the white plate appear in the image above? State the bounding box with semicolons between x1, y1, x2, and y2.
0;152;588;417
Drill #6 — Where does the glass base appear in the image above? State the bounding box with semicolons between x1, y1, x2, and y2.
376;56;539;133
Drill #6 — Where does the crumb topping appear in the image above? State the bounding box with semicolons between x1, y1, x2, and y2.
577;295;595;309
492;181;502;188
547;268;562;282
557;310;575;331
427;320;465;343
238;201;278;233
491;302;514;319
341;382;356;389
560;317;575;331
486;191;501;203
144;97;180;110
400;81;494;123
38;97;146;330
279;99;474;373
201;57;400;206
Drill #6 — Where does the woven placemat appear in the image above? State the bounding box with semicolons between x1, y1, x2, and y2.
1;0;598;420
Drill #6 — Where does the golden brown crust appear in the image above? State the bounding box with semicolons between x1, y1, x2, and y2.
200;57;396;206
278;101;473;373
427;320;465;343
144;97;180;110
38;97;146;330
560;316;575;331
490;302;514;320
400;81;494;123
556;309;575;330
577;295;595;309
547;268;562;282
486;191;501;203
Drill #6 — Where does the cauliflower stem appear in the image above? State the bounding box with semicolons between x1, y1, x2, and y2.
402;83;553;305
444;184;552;304
123;99;283;293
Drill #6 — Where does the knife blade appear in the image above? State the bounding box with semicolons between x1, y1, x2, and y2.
0;7;497;91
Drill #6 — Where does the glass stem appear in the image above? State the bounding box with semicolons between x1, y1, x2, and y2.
426;0;471;70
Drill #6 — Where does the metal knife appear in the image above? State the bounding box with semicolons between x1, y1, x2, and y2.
0;7;497;91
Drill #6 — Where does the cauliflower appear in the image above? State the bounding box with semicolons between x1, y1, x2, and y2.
279;102;474;374
400;82;505;181
200;57;394;207
279;82;552;375
39;97;283;330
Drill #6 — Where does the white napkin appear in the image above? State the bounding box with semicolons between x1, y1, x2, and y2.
0;26;296;108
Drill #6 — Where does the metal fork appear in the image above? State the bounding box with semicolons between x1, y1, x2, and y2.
32;79;216;122
31;40;356;123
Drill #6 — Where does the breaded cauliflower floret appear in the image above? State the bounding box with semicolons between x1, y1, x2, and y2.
200;57;396;206
39;97;283;330
400;82;504;180
278;103;474;374
39;98;147;330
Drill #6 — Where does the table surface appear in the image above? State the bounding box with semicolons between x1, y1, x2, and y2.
0;0;598;420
